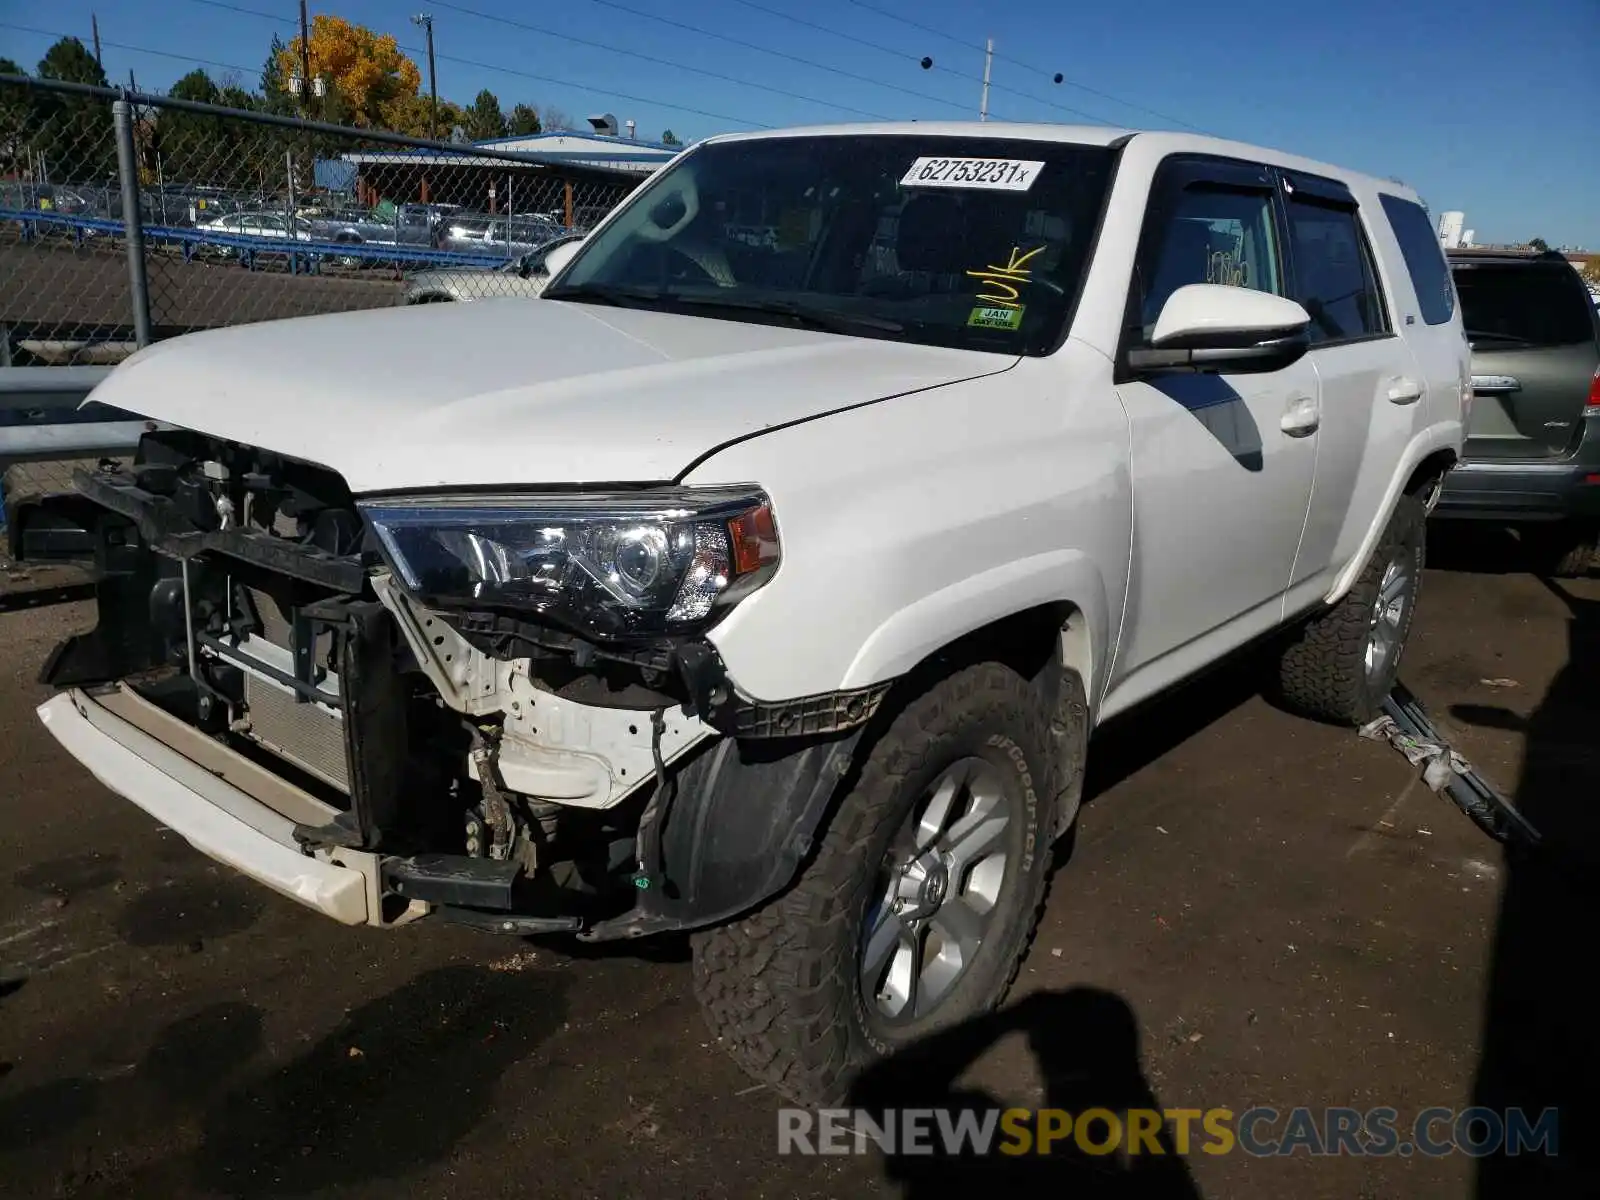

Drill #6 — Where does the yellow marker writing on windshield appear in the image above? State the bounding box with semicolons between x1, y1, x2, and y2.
967;245;1045;309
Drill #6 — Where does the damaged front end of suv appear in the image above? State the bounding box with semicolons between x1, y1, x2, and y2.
36;431;882;940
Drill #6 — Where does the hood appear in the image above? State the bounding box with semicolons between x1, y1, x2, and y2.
91;300;1012;493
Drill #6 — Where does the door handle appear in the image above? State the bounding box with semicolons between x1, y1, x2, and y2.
1387;377;1424;405
1280;394;1320;436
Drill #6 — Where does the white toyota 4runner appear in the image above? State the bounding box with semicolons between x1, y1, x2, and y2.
26;124;1467;1101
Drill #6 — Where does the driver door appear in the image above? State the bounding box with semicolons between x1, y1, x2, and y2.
1111;156;1320;695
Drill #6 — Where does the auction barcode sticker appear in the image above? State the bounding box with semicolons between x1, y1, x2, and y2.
900;157;1045;191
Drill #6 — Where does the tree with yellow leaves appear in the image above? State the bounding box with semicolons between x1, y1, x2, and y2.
274;15;424;132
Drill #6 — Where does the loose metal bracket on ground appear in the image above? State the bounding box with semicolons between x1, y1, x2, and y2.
1361;682;1541;848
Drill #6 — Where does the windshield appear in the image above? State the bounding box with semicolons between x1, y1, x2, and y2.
548;134;1116;354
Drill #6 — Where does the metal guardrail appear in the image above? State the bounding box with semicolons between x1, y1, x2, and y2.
0;365;134;465
4;207;519;272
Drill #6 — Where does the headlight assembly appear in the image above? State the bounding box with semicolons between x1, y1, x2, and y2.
359;488;780;640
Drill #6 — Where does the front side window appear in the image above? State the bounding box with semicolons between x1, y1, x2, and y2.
1286;199;1388;343
1139;185;1283;328
549;134;1117;355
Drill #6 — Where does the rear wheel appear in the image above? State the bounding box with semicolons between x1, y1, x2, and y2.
690;663;1061;1103
1277;493;1427;724
333;239;363;270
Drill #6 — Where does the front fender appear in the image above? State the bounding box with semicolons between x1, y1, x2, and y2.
840;549;1112;706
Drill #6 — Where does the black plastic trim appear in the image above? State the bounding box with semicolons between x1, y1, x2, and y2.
580;728;864;940
74;468;366;593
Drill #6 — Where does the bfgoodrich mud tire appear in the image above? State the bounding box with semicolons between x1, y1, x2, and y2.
690;663;1060;1104
1277;493;1427;725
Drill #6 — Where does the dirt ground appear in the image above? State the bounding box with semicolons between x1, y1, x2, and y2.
0;241;404;346
1;528;1595;1199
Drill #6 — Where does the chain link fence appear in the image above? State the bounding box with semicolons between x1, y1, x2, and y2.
1;75;647;367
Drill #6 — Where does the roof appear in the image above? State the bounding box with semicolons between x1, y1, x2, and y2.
1447;248;1571;263
472;130;678;154
340;131;679;179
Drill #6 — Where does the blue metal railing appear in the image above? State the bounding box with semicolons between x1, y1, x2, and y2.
3;207;526;274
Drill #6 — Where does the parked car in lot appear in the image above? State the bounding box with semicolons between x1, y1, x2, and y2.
196;211;315;258
1431;249;1600;576
307;203;448;267
437;213;565;260
402;232;586;303
18;122;1466;1102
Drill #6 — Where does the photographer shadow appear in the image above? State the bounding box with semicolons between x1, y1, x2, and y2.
1463;575;1600;1197
849;987;1203;1199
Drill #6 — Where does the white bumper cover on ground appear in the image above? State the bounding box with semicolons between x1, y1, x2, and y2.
37;689;371;924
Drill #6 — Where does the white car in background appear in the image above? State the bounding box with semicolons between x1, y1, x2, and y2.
197;211;314;259
401;232;585;304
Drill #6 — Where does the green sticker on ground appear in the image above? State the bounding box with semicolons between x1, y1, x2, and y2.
967;305;1023;330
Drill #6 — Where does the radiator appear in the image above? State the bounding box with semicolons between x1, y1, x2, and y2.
242;673;349;792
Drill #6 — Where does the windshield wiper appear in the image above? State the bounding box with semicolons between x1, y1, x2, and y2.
544;285;905;335
661;295;905;335
542;282;673;308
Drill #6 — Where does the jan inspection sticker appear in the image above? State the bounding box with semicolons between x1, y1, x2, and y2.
968;305;1024;330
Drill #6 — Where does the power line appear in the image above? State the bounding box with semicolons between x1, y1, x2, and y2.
3;15;768;129
172;0;770;128
185;0;289;25
837;0;1205;131
185;0;969;120
411;45;770;129
0;21;260;78
726;0;934;77
726;0;1104;123
428;0;891;120
573;0;978;116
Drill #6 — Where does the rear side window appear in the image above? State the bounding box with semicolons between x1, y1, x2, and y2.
1453;264;1595;347
1380;195;1455;325
1285;198;1388;343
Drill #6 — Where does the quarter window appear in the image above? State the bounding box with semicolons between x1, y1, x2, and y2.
1379;194;1455;325
1286;199;1388;343
1140;186;1283;329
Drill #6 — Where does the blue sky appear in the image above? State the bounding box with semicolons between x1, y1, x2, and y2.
4;0;1597;246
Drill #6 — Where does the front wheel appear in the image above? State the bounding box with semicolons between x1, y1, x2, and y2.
1276;492;1426;724
691;663;1060;1104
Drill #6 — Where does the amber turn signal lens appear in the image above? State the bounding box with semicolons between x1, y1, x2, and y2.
728;503;780;576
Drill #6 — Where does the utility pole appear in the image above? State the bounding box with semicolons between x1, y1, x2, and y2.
298;0;313;113
979;37;993;121
91;14;103;69
412;13;438;141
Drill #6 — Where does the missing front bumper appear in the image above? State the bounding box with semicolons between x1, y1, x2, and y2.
37;685;395;925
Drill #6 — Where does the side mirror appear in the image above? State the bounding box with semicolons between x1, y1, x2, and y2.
540;239;584;282
1128;284;1311;374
